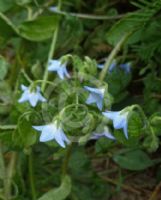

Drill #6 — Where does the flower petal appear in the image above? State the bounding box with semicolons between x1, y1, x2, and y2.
57;68;65;79
38;93;47;102
39;125;55;142
123;122;128;139
18;91;29;103
97;64;104;69
102;111;119;121
28;93;39;107
120;63;131;73
49;6;58;12
63;66;70;78
86;94;96;104
54;129;66;148
48;60;60;71
21;84;28;91
96;98;103;110
84;86;104;96
61;131;70;144
104;132;115;140
32;125;45;131
108;61;117;72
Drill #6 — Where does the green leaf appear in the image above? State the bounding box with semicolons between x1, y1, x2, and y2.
106;12;143;45
0;56;9;80
38;175;71;200
114;129;139;147
107;69;131;100
0;12;17;41
16;0;31;5
143;134;159;153
0;147;5;180
18;15;59;41
95;137;114;153
0;0;14;12
113;149;158;171
69;148;91;178
13;118;37;147
128;111;143;137
0;81;12;114
106;2;161;46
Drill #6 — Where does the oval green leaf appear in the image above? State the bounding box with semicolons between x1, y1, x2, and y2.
18;15;59;41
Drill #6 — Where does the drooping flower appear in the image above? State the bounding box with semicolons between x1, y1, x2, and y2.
48;6;58;12
48;59;70;80
102;110;129;139
98;61;131;74
18;84;46;107
32;121;70;148
84;86;105;110
120;62;131;73
91;127;115;140
97;63;104;69
97;60;116;71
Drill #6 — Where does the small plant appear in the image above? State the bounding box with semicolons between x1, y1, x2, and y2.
0;0;161;199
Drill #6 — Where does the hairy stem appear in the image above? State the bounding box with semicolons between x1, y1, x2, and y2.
50;9;126;20
99;32;132;82
4;152;17;200
62;143;73;176
28;151;37;200
41;0;62;92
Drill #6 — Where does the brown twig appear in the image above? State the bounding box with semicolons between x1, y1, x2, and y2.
98;174;141;195
148;181;161;200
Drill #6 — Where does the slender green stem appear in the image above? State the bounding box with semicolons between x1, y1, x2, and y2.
41;0;62;92
32;0;54;19
28;151;37;200
0;143;7;198
99;32;132;82
0;125;17;130
33;80;55;86
131;104;155;138
21;69;33;83
62;143;73;176
50;9;126;20
25;6;33;20
4;152;17;200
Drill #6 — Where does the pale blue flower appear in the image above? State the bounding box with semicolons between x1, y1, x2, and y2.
98;61;131;73
18;84;46;107
120;62;131;73
109;61;117;72
32;121;70;148
84;86;105;110
97;60;116;71
49;6;58;12
48;59;70;80
97;63;105;69
91;127;115;140
102;110;129;139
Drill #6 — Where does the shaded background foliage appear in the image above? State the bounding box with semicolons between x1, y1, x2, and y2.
0;0;161;200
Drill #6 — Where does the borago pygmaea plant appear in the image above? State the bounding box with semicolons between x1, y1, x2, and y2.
1;0;161;199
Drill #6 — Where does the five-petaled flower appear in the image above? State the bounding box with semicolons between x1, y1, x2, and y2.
49;6;58;12
120;62;131;73
18;84;46;107
98;61;131;73
102;110;129;139
32;121;70;148
48;59;70;80
91;127;115;140
97;60;116;72
84;86;105;110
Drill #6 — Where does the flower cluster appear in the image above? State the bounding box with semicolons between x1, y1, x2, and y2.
18;58;130;148
98;60;131;73
18;85;46;107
